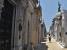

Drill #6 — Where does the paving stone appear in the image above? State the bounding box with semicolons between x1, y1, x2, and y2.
46;37;67;50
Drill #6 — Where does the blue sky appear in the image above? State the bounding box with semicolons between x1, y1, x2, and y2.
40;0;67;32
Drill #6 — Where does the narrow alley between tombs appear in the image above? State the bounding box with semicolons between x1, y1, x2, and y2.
0;0;67;50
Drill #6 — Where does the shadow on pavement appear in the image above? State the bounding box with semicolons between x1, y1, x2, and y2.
34;37;48;50
41;37;48;50
34;43;48;50
42;43;48;50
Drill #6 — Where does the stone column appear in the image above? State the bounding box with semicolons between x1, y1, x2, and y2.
0;0;4;19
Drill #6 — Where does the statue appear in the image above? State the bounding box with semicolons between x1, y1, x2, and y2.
58;1;61;12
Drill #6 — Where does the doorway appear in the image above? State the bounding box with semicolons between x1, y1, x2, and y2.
0;0;14;50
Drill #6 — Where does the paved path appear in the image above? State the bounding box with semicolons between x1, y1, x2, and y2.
34;43;48;50
46;37;67;50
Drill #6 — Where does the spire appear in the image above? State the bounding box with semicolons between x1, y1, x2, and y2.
58;1;61;12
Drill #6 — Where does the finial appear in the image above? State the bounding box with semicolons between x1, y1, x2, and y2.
58;1;61;12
